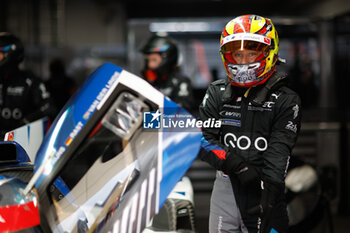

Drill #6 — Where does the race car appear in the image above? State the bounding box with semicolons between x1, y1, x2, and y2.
0;63;201;233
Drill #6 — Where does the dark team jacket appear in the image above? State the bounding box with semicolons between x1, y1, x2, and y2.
0;69;55;136
153;71;194;113
199;72;302;184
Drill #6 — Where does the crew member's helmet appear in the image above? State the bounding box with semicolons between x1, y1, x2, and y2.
0;32;24;72
141;35;178;82
220;15;279;87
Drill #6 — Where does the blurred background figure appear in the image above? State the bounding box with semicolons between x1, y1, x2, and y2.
46;57;77;117
0;32;55;138
140;34;195;113
289;43;319;108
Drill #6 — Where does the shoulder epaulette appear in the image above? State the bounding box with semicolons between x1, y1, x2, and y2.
251;72;287;106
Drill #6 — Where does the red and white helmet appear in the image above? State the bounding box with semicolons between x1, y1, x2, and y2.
220;15;279;87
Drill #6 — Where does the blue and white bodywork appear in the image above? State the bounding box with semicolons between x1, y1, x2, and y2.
16;63;202;233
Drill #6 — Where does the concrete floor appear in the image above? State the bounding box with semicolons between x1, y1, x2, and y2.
193;196;350;233
190;174;350;233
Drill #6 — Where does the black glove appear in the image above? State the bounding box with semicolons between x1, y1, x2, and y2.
222;151;260;186
259;180;286;233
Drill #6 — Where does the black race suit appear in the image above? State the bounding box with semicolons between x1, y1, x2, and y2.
0;69;55;138
199;72;301;233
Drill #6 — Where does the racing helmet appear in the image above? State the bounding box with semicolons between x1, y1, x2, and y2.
0;32;24;71
220;15;279;87
141;34;178;82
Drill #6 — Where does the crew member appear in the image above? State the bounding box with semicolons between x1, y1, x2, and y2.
141;34;194;113
0;32;55;138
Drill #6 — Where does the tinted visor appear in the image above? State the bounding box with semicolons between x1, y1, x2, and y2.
221;40;270;64
0;44;14;52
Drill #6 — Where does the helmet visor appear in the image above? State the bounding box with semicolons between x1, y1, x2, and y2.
221;40;270;64
0;44;14;52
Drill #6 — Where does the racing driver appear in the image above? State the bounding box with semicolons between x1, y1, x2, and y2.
198;15;302;233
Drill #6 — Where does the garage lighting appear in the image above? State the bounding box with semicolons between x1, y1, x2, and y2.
150;22;212;32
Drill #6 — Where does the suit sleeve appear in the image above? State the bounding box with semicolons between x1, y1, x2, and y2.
198;84;228;170
262;91;302;184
